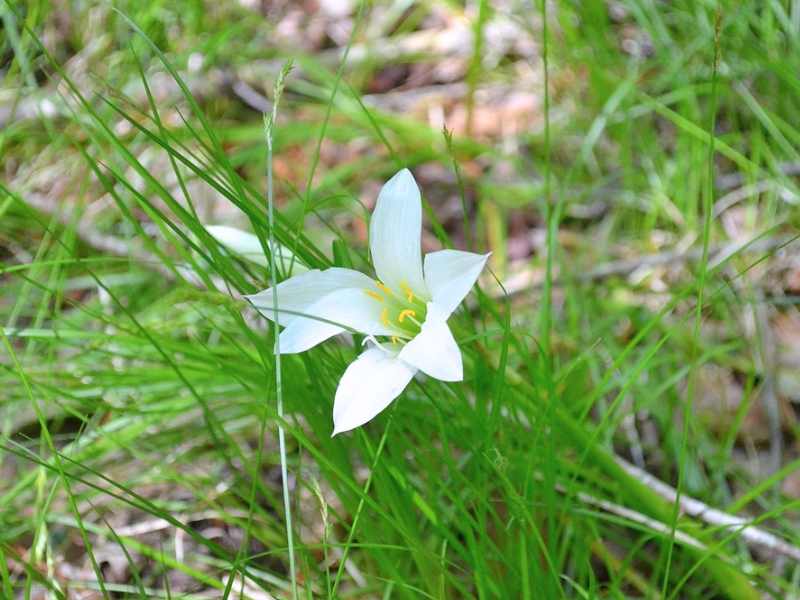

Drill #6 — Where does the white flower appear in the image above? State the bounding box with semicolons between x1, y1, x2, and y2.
206;225;307;275
246;169;489;435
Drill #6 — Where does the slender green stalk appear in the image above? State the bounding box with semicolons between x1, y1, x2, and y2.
539;0;553;358
264;59;298;600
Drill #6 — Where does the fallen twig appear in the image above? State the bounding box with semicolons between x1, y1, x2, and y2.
498;234;797;298
615;456;800;563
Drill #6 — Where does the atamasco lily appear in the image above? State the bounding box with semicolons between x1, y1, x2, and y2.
246;169;490;435
205;224;307;275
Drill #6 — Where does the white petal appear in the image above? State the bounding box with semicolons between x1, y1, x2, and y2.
206;225;307;274
369;169;427;295
398;302;462;381
423;250;490;319
206;225;266;265
278;288;394;354
332;345;418;435
245;268;376;327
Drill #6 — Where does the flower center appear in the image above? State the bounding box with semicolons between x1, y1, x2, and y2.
363;279;427;342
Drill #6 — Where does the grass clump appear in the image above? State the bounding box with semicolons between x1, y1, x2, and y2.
2;1;800;599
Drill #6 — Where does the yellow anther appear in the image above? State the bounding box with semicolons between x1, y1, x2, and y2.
381;307;388;327
401;281;414;303
375;280;393;296
364;290;384;302
398;309;416;323
391;335;398;345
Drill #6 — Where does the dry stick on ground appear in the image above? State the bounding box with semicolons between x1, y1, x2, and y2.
500;234;797;297
552;478;709;555
500;396;800;564
615;455;800;563
585;235;796;282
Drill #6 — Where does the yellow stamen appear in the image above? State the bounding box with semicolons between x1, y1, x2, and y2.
398;309;416;323
375;280;393;296
401;281;414;303
381;307;388;327
364;290;384;302
391;335;397;345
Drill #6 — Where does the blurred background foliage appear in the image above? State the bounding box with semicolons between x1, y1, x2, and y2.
2;0;800;598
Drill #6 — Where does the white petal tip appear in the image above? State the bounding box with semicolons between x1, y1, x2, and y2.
331;346;417;436
440;368;463;383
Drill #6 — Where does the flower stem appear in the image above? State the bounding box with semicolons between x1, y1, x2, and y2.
265;58;298;600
